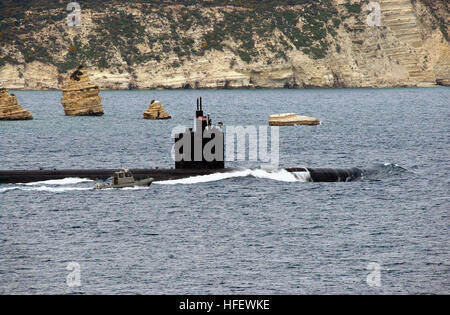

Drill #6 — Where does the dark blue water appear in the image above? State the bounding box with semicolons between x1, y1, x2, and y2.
0;88;448;294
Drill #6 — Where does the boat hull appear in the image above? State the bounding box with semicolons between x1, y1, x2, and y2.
94;177;154;189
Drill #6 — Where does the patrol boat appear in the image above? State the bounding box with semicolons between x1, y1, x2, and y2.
94;169;153;189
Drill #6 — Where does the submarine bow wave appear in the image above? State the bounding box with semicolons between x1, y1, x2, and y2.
24;177;94;186
154;169;311;185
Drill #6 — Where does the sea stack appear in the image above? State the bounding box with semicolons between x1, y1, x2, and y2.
143;100;171;119
0;88;33;121
61;65;104;116
269;113;320;126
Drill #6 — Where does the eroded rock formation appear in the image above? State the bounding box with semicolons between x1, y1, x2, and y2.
61;66;104;116
269;113;320;126
0;88;33;120
143;100;171;119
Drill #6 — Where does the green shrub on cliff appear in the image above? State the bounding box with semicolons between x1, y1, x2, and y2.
344;2;362;15
0;0;343;70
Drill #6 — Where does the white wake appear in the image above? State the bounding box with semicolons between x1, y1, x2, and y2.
24;177;93;186
1;177;94;193
0;186;92;193
0;170;311;192
155;169;310;185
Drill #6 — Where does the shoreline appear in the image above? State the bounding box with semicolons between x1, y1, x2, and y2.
6;85;449;92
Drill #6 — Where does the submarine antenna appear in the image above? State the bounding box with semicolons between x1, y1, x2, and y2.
200;97;202;110
197;98;199;111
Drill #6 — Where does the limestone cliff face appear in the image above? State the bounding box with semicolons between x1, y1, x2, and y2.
0;88;33;120
0;0;448;89
61;67;104;116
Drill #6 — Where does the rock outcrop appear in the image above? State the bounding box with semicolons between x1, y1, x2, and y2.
436;78;450;86
0;88;33;120
269;113;320;126
61;66;104;116
143;100;171;120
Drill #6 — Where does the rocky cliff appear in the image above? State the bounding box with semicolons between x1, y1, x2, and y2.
0;0;448;89
0;88;33;120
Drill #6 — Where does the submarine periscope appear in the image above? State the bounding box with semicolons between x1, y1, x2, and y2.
0;98;362;184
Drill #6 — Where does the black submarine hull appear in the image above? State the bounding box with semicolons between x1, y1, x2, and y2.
0;167;361;184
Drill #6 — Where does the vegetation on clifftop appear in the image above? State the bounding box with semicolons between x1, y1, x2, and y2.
0;0;448;73
0;0;345;72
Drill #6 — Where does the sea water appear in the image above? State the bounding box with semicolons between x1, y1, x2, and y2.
0;88;448;294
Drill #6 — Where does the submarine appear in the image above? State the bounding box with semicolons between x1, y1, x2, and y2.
0;98;362;184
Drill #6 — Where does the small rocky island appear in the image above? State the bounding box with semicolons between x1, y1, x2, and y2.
0;88;33;121
61;65;104;116
269;113;320;126
143;100;171;120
